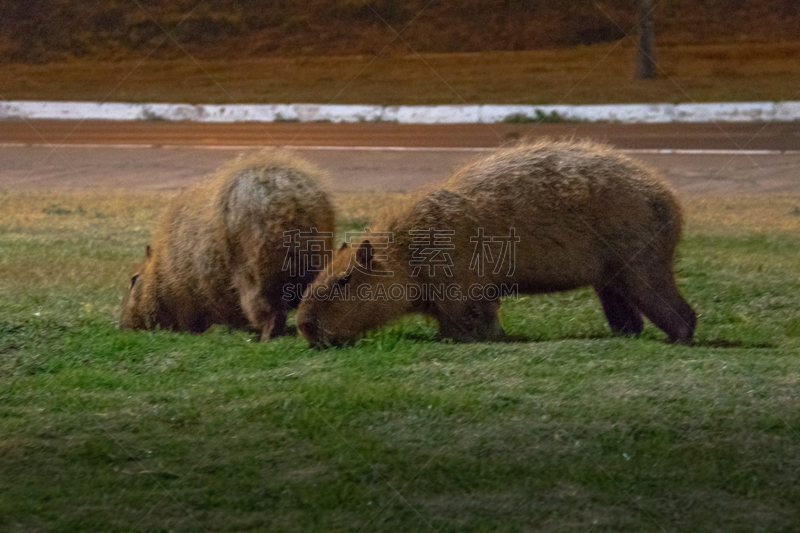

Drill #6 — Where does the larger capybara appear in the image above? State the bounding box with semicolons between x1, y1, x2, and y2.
120;149;335;340
297;140;696;347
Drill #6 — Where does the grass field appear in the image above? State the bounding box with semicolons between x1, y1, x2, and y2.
2;41;800;106
1;190;800;531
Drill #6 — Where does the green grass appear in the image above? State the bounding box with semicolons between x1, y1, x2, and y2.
1;191;799;531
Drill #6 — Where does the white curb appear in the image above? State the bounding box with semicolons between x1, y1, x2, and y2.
1;100;798;124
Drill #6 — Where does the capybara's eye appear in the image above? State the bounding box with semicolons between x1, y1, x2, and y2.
336;272;352;287
130;274;140;288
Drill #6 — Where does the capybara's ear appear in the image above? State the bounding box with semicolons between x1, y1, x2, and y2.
339;241;348;252
145;245;152;259
356;240;373;268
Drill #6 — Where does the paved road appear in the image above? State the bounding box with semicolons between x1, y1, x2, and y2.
1;121;798;194
3;120;800;150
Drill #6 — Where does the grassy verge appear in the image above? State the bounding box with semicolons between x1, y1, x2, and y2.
2;41;800;106
1;191;799;531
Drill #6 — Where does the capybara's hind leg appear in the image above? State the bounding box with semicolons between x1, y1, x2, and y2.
625;271;696;345
595;286;643;336
260;307;287;341
237;280;288;341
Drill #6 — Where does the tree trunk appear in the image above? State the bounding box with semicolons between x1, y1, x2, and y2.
636;0;656;79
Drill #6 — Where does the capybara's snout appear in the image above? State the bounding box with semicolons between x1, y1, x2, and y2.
298;315;356;349
298;317;320;346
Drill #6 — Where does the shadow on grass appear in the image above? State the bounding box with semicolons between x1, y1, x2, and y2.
402;332;439;343
693;339;776;349
469;333;777;348
428;332;614;344
209;325;778;350
502;332;615;343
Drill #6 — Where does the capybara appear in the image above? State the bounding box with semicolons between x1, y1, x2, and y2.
120;149;335;340
297;140;696;347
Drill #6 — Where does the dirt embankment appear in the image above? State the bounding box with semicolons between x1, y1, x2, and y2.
1;0;797;63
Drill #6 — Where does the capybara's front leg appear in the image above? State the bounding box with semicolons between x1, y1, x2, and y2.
436;300;505;342
174;302;212;334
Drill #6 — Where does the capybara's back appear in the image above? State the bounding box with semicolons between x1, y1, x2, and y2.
120;150;335;340
297;140;696;346
443;141;696;342
446;141;685;294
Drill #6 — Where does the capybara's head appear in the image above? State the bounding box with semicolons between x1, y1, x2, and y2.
296;240;411;348
119;245;154;331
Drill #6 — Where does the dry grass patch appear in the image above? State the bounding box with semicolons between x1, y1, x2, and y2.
2;41;800;105
683;193;800;235
0;190;171;231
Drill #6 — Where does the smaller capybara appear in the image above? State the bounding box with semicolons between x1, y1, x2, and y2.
120;149;335;340
296;140;696;347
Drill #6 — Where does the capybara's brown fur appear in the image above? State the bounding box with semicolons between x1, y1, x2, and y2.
120;150;335;340
297;140;696;346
